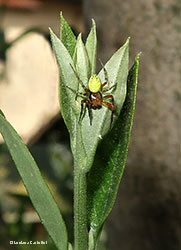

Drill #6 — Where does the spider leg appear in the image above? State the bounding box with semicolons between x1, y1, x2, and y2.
99;58;109;84
79;99;86;123
102;82;117;93
102;82;107;88
99;58;117;93
79;99;92;125
70;64;86;89
70;64;88;99
66;86;86;98
103;94;115;105
102;96;116;128
87;103;93;126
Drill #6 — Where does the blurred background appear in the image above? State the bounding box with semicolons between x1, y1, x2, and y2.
0;0;180;250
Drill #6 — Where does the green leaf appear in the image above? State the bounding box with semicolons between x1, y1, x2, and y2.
87;53;140;242
85;19;97;75
81;38;129;170
50;28;78;135
50;29;87;167
75;33;90;84
60;12;76;57
51;23;129;173
0;109;5;117
0;113;68;250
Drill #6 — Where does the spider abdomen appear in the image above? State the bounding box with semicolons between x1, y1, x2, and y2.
90;92;102;109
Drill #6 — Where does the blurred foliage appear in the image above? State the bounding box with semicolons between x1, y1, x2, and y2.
0;118;74;249
0;193;55;250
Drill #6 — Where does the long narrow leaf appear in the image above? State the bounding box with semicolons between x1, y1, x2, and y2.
75;33;90;84
87;54;140;241
85;19;97;75
0;112;68;250
60;12;76;57
81;39;129;170
50;28;78;136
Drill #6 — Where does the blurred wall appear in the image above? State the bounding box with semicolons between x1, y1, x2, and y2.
0;1;83;143
84;0;181;249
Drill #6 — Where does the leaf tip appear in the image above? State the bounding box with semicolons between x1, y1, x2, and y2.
49;27;53;34
49;27;55;42
49;28;60;42
91;18;96;27
60;11;66;25
77;33;82;39
135;52;141;67
0;110;6;118
136;52;142;59
77;33;83;43
125;37;130;46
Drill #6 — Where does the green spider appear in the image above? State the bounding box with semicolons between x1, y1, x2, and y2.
67;63;117;127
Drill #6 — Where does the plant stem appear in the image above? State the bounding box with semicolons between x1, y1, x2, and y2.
74;165;88;250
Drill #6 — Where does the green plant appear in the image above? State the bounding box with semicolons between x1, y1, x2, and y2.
0;13;140;250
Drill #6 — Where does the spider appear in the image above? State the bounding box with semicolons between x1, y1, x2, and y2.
67;63;116;127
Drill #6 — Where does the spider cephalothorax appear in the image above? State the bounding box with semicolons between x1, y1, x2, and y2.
67;65;116;127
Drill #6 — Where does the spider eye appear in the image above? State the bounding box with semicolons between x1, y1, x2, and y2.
88;75;101;93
